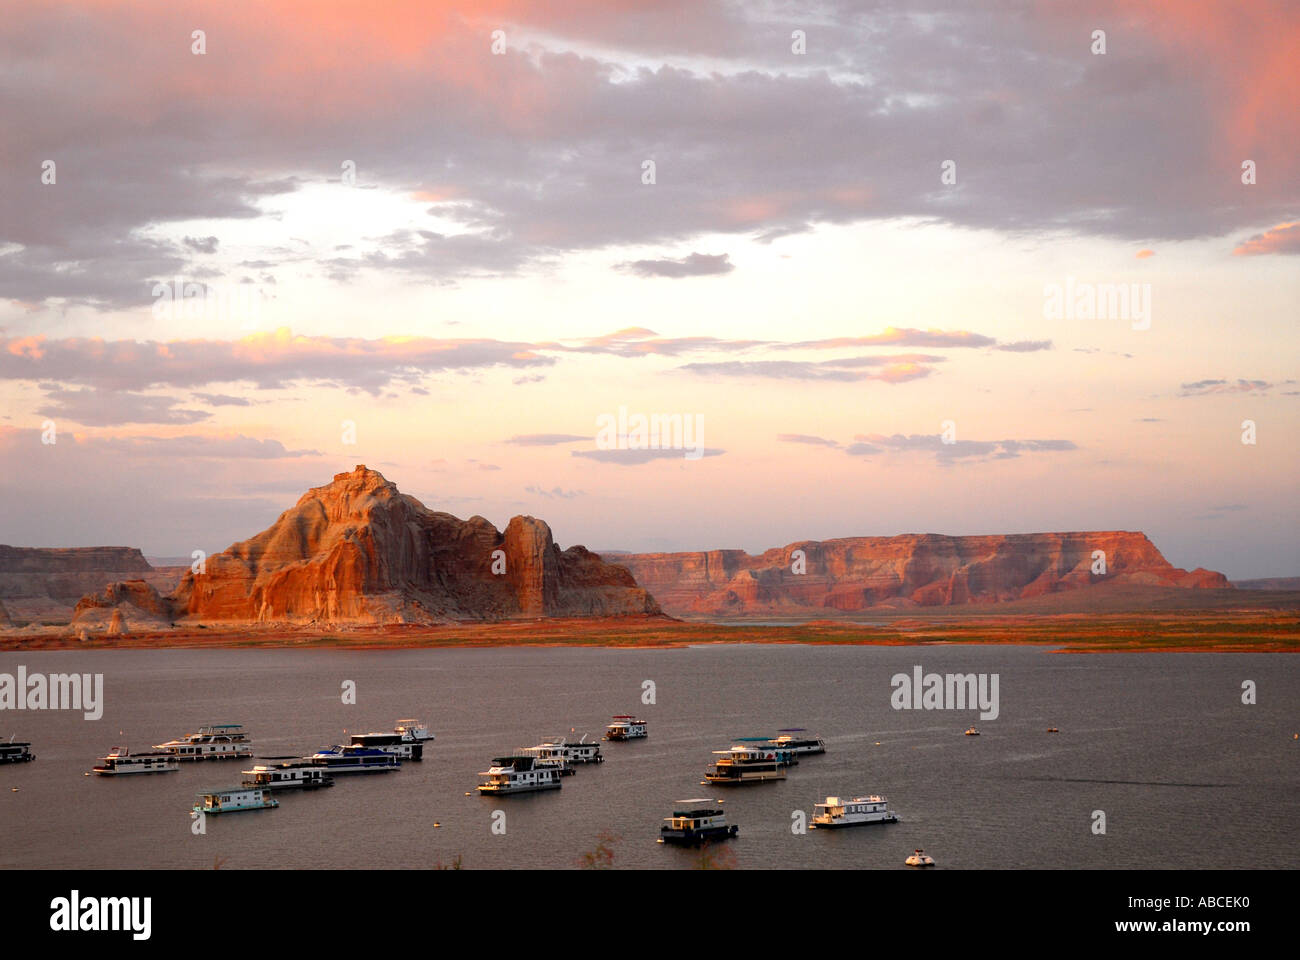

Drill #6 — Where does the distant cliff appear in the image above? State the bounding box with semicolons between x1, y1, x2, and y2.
612;532;1229;616
0;545;174;623
74;465;661;627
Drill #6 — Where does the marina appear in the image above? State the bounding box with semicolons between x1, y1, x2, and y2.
1;645;1293;871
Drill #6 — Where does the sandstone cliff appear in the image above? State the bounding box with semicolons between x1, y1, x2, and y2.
77;465;660;626
612;532;1229;617
0;545;176;623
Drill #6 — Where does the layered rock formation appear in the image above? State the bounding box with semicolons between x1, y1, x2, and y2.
613;532;1229;616
76;465;660;626
0;545;176;623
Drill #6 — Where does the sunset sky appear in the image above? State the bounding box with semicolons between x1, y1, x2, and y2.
1;1;1296;578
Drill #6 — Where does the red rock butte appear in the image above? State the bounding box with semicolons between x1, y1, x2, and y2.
74;466;661;626
612;532;1229;617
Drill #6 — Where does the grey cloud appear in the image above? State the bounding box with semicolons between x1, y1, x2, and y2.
1179;379;1273;397
37;388;210;426
2;3;1293;304
849;432;1078;463
617;252;734;278
777;433;840;447
505;433;589;446
571;448;725;464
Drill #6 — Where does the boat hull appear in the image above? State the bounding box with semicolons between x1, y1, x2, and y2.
191;801;278;814
475;782;561;795
705;770;787;784
812;814;898;828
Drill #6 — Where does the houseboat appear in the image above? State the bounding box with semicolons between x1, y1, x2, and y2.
191;785;279;815
659;800;739;845
306;744;401;774
704;745;789;785
475;755;563;795
522;736;603;765
771;729;827;755
905;848;936;867
92;746;179;775
0;738;34;764
242;761;335;790
811;795;898;828
348;719;434;760
605;716;647;741
154;723;254;760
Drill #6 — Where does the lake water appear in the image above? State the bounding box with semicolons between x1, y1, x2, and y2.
1;644;1295;869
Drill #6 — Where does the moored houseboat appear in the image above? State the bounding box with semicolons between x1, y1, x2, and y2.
771;729;827;755
704;745;789;785
475;755;563;795
191;785;279;815
92;746;179;775
348;719;434;760
306;744;401;774
811;795;898;828
659;799;739;845
242;761;335;790
605;716;647;741
0;738;34;764
154;723;254;761
522;736;603;765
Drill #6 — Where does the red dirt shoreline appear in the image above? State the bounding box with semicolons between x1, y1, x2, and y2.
1;611;1295;653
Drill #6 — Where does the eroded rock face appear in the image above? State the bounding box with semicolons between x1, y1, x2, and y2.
0;545;172;622
142;465;662;624
613;532;1230;616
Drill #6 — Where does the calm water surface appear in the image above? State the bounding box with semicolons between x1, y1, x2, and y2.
1;644;1295;869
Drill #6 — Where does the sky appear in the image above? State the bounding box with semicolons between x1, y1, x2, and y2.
0;0;1296;579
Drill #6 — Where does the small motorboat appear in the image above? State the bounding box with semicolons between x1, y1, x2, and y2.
964;725;980;736
1047;727;1059;733
905;848;935;867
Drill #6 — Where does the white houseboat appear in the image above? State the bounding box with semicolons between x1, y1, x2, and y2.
475;756;563;795
811;795;898;828
522;736;603;765
348;719;434;760
154;723;254;761
659;800;739;845
242;761;335;790
191;785;279;815
605;716;647;741
704;745;789;785
92;746;179;775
